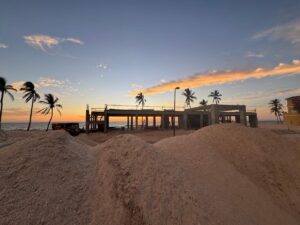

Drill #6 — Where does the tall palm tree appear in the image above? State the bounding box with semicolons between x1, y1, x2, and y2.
20;81;40;131
208;90;222;104
269;98;283;123
38;94;62;131
182;88;197;108
135;92;146;128
0;77;17;129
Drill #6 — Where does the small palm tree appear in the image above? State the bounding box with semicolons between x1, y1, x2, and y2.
135;92;146;128
269;99;283;123
199;99;208;106
182;88;197;108
199;99;208;112
38;94;62;131
208;90;222;104
0;77;17;129
20;81;40;131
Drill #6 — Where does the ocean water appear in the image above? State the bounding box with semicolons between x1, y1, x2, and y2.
2;121;278;131
1;122;127;130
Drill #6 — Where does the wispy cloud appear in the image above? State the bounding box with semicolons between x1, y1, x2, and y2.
0;43;8;48
223;88;300;103
12;77;65;90
246;52;264;58
253;19;300;46
131;59;300;95
23;34;83;52
96;64;108;70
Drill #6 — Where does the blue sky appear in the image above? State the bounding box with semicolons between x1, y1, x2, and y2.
1;0;300;122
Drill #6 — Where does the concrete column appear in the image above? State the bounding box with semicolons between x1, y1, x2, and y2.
104;112;108;133
210;105;218;124
135;116;138;129
130;116;133;130
183;112;188;129
221;115;225;123
153;116;156;128
85;108;90;133
200;114;203;128
145;116;148;128
239;106;247;126
127;116;129;129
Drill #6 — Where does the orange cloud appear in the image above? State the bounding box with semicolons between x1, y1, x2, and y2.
131;59;300;95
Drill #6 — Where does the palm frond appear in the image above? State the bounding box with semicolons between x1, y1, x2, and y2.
6;90;15;101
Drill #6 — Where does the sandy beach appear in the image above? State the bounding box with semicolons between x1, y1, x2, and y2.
1;123;300;225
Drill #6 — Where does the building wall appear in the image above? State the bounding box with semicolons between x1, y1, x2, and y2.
284;113;300;126
284;97;300;126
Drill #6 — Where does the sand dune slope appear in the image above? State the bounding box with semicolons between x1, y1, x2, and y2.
0;131;95;225
0;124;300;225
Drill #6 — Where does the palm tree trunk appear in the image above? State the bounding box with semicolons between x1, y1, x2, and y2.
27;99;34;131
46;109;53;131
278;114;282;123
0;92;4;129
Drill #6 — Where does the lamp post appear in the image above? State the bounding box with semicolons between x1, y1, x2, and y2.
173;87;180;136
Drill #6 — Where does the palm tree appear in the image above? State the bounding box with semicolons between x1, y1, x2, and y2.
208;90;222;104
182;88;197;108
269;99;283;123
199;99;208;106
38;94;62;131
135;92;146;128
0;77;17;129
199;99;208;112
20;81;40;131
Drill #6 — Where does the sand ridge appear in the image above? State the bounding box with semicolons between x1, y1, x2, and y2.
0;124;300;225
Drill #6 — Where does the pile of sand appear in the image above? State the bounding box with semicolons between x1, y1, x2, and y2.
0;131;95;225
1;124;300;225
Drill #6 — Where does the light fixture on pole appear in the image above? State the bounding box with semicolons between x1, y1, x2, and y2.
173;86;180;136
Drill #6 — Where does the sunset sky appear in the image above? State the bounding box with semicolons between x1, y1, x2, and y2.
1;0;300;122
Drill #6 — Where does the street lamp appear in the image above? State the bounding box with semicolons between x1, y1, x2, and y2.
173;86;180;136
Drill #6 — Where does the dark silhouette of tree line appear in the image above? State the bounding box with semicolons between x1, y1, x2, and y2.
0;77;62;131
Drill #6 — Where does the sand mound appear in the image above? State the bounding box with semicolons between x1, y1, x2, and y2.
0;129;7;142
1;125;300;225
0;131;95;225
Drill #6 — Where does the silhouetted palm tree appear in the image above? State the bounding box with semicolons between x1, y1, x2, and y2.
208;90;222;104
199;99;208;106
135;92;146;108
135;92;146;128
20;81;40;131
0;77;17;129
182;88;197;108
38;94;62;131
269;98;283;123
199;99;208;112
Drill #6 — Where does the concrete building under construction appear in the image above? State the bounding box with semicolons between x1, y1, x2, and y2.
85;104;258;132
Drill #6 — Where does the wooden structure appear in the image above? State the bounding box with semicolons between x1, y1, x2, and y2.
85;104;258;133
